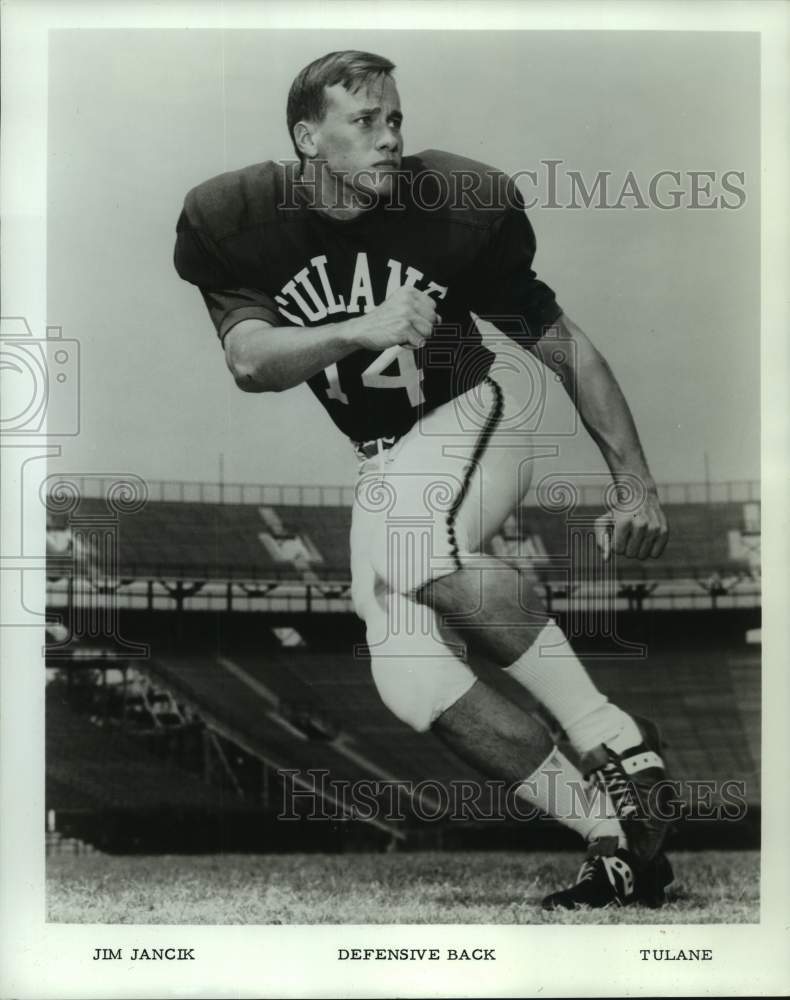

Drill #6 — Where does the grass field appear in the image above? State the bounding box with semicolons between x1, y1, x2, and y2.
47;850;759;924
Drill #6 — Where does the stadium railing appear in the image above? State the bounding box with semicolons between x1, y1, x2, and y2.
43;478;761;612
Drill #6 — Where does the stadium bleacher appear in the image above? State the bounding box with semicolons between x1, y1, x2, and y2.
54;494;759;583
45;480;761;850
515;501;753;577
110;628;756;812
584;648;760;800
144;651;482;824
231;650;485;787
272;504;351;572
69;498;289;579
46;686;233;812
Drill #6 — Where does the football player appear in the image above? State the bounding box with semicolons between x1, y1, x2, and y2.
175;50;673;909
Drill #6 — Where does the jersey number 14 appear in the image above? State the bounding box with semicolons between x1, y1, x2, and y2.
324;346;425;408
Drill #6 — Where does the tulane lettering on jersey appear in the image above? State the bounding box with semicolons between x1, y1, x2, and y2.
174;149;562;442
272;252;452;437
274;253;448;325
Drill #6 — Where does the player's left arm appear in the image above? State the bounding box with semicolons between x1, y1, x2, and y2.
527;312;669;561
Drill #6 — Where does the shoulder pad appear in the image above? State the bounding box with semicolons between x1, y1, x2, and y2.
406;149;519;224
180;160;295;240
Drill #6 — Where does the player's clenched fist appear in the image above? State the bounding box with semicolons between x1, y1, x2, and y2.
346;286;439;352
594;491;669;561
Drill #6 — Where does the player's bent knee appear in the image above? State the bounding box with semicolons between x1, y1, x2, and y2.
370;650;477;733
366;595;476;733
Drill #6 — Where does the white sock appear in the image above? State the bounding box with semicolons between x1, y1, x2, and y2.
504;620;641;756
517;746;626;848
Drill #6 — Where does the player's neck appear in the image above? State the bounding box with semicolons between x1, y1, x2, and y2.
299;160;375;222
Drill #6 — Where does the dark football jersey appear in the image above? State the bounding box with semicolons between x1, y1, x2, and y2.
174;149;562;442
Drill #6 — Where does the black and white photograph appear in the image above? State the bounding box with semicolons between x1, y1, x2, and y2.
1;1;788;997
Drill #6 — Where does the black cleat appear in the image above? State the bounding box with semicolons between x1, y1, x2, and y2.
542;848;639;911
581;714;674;864
541;847;674;911
638;852;675;909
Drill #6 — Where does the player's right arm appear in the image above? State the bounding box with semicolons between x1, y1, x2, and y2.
174;174;437;393
224;286;438;392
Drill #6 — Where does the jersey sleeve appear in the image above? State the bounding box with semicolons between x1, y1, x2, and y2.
174;208;282;343
472;186;562;346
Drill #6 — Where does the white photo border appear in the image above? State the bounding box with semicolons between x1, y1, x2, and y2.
1;1;788;997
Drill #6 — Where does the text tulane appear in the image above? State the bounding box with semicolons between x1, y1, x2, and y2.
640;948;713;961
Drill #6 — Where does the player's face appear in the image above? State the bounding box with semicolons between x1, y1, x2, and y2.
312;76;403;199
